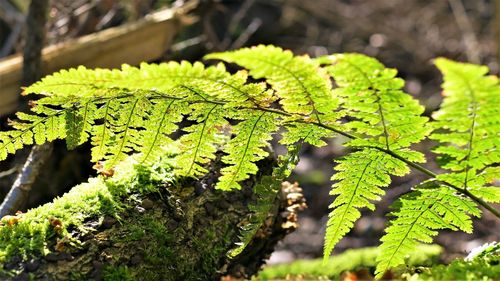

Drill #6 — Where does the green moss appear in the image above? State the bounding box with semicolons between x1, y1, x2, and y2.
103;265;135;281
405;258;500;281
406;242;500;281
0;151;248;280
0;159;173;265
195;227;230;274
132;217;174;265
69;272;90;281
257;244;500;281
256;245;442;280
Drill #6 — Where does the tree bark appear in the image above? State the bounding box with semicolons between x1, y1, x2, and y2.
21;0;48;87
0;0;53;218
0;157;305;281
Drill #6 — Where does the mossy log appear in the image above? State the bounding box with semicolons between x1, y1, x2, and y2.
0;157;305;281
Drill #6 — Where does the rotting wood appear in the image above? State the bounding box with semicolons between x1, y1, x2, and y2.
0;156;306;280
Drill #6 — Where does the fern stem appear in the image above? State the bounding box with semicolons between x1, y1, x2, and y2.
53;88;500;219
462;109;476;190
308;122;500;219
152;89;500;218
375;147;500;218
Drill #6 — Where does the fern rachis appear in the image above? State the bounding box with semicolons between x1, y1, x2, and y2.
1;45;498;278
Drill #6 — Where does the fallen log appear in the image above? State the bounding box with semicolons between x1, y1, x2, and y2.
0;3;195;117
0;156;305;280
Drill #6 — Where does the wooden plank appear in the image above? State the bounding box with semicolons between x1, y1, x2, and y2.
0;7;184;116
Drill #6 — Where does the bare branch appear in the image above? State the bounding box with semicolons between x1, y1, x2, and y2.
0;143;53;217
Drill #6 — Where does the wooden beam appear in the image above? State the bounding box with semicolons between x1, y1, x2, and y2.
0;7;186;116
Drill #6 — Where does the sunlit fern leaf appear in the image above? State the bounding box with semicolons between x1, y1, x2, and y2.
375;181;480;278
90;98;118;163
12;106;66;144
217;111;278;190
136;99;189;164
102;97;152;168
469;186;500;203
324;148;409;260
205;45;339;122
143;62;276;107
325;54;429;151
280;122;334;147
64;101;97;150
436;169;500;204
0;107;67;160
175;103;228;178
228;145;301;258
322;54;430;260
24;62;274;108
22;60;274;173
431;59;500;199
23;66;121;97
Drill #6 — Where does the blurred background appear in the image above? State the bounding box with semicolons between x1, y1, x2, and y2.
1;0;499;265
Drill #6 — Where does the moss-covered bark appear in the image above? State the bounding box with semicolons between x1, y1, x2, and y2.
0;157;305;280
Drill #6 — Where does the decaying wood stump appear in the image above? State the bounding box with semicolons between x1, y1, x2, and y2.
0;156;305;281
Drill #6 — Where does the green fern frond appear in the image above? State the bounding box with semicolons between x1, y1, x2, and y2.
25;62;274;107
217;111;278;190
436;170;500;204
322;54;430;259
280;122;334;147
0;107;66;160
175;103;228;178
136;99;188;164
90;98;119;163
375;181;480;277
325;54;429;150
102;97;151;167
21;60;277;187
205;45;339;122
64;101;97;150
431;58;499;199
324;148;410;260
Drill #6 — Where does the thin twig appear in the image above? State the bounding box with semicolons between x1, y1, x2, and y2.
448;0;481;64
0;0;52;217
22;0;50;87
229;17;262;50
0;143;53;217
221;0;256;49
0;166;19;179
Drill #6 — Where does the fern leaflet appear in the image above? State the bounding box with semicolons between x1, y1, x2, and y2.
217;111;278;190
431;58;500;201
175;103;228;178
375;181;480;277
205;45;339;123
322;54;429;258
